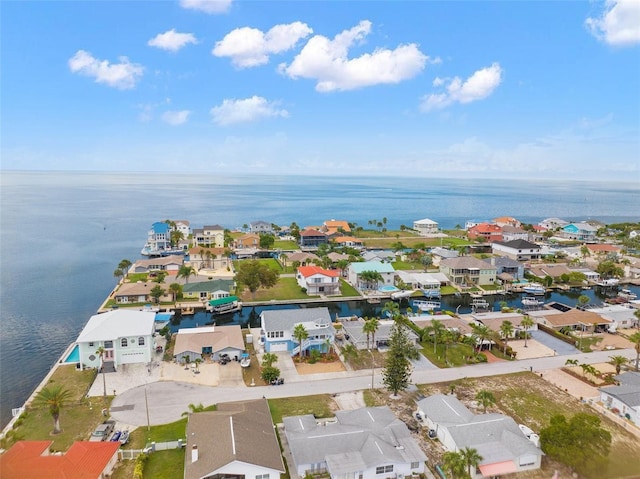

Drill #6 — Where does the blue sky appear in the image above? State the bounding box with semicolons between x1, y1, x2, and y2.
2;0;639;180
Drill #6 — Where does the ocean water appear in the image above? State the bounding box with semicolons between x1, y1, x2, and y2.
1;171;639;428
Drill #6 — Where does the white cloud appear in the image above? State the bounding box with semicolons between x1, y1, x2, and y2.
179;0;232;14
585;0;640;46
212;22;313;68
148;29;198;52
280;20;428;92
68;50;143;89
210;96;289;125
421;63;503;111
162;110;191;125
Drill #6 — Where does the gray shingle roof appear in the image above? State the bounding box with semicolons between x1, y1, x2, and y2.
261;307;334;334
494;239;540;249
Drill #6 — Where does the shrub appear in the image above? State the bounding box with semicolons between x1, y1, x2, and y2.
133;452;148;479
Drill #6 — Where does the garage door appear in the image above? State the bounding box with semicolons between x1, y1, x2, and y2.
269;342;288;352
120;352;145;364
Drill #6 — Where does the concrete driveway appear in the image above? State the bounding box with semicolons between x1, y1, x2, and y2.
530;330;580;356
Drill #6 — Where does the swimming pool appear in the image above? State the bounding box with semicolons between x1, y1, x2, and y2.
155;312;174;321
64;344;79;363
378;285;399;293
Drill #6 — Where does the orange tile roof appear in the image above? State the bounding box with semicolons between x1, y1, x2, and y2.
586;244;620;252
0;441;120;479
298;266;340;278
471;223;502;233
334;236;362;243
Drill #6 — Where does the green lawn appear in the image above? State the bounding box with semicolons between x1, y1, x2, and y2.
239;277;310;301
126;273;149;283
339;279;360;297
274;240;299;250
391;260;424;270
419;341;479;368
6;365;111;451
143;449;185;479
268;395;335;423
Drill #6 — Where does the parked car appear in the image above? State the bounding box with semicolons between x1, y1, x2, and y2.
110;431;122;442
119;430;130;445
90;421;115;442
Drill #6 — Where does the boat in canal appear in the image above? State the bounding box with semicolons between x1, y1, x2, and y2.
522;283;545;295
206;296;242;315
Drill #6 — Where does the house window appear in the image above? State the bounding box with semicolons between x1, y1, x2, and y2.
89;342;94;347
104;341;113;348
138;337;145;346
375;465;393;474
255;475;270;479
121;338;128;347
411;462;420;469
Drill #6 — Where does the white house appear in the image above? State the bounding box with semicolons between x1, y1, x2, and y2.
599;372;640;427
249;220;273;234
413;218;439;235
347;261;396;290
75;310;156;371
260;307;335;355
539;217;569;230
416;394;542;478
284;406;426;478
587;304;639;331
173;325;245;363
184;399;285;479
561;222;598;242
296;265;341;295
491;239;541;261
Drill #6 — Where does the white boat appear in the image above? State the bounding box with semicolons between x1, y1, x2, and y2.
618;289;637;300
391;290;415;299
240;353;251;368
413;300;441;311
522;283;545;295
471;298;490;310
206;296;242;314
597;278;620;287
522;297;544;306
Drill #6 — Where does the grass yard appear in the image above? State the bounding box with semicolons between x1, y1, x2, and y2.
339;279;360;297
268;395;336;423
127;418;188;449
6;365;111;451
143;449;185;479
391;260;424;270
238;277;310;301
274;240;299;250
419;341;477;368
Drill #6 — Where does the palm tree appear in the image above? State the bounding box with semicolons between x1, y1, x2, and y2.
470;323;492;351
341;343;359;363
425;319;445;354
184;354;191;370
168;283;182;303
363;317;380;350
280;253;288;268
382;301;401;320
181;402;205;417
293;323;309;360
460;447;483;478
565;358;578;367
442;451;467;479
261;352;278;368
520;315;535;348
113;269;124;282
96;346;107;399
177;265;196;284
500;320;514;355
33;385;72;434
609;355;628;375
359;270;383;290
194;357;202;373
118;259;132;278
475;389;496;413
630;331;640;371
440;329;455;364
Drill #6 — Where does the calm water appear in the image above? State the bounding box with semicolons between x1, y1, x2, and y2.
1;171;639;427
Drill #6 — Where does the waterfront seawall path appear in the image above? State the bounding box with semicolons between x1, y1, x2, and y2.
109;348;637;427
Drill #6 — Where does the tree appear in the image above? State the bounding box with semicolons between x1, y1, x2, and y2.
382;301;401;320
280;253;288;268
520;315;535;348
382;321;416;395
358;270;383;290
181;403;205;417
194;357;202;373
259;233;275;250
424;319;445;354
565;358;578;367
578;294;590;306
475;389;496;413
596;260;623;279
442;451;467;479
168;283;182;303
540;413;611;476
293;323;309;360
113;269;124;282
341;343;359;363
261;365;280;383
118;259;132;278
499;320;514;355
336;259;349;277
440;329;456;364
150;285;165;304
234;260;279;300
177;265;196;284
470;323;492;351
261;352;278;368
96;346;107;399
362;317;380;350
33;385;72;435
580;245;590;260
152;271;168;284
184;355;191;369
170;229;184;248
630;331;640;371
609;355;628;375
460;447;483;479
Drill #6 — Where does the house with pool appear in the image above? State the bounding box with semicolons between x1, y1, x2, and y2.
68;310;156;371
260;307;335;355
347;261;396;291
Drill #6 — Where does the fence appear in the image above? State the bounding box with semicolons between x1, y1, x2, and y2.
118;449;144;460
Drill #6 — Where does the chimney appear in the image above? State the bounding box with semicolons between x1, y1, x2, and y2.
191;444;198;463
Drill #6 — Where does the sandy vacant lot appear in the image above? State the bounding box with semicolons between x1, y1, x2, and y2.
294;360;346;375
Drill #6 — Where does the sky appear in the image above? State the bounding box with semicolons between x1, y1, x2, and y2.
1;0;639;180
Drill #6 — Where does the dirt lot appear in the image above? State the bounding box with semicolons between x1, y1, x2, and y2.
294;360;346;375
590;332;634;351
360;373;640;479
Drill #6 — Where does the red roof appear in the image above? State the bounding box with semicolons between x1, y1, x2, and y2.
298;266;340;278
586;244;620;252
471;223;502;233
0;441;120;479
299;229;326;237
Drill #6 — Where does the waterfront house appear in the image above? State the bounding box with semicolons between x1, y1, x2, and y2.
299;228;329;249
491;239;541;261
284;406;426;478
76;310;155;371
287;251;321;265
249;220;273;234
500;225;530;241
470;312;534;338
341;318;419;350
535;309;612;333
493;216;522;228
412;316;474;336
260;307;335;355
296;266;341;296
468;223;503;242
395;271;445;296
333;235;364;248
173;325;245;363
416;394;542;478
539;217;569;231
585;304;638;331
487;256;525;281
173;219;191;238
114;282;155;304
182;279;234;301
146;222;171;252
561;222;598;242
439;256;497;286
132;255;184;274
187;247;227;270
0;441;120;479
193;225;225;248
599;372;640;427
527;263;573;280
413;218;439;236
586;243;621;259
347;261;396;290
322;219;351;235
362;250;395;263
184;399;285;479
234;233;260;250
430;247;459;266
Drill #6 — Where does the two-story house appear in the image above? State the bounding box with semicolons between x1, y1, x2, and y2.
491;239;541;261
234;233;260;250
249;220;273;234
296;266;341;296
347;261;396;290
193;225;225;248
439;256;497;286
322;219;351;236
561;222;598;242
299;229;328;249
260;307;335;355
146;222;171;252
500;225;530;242
467;223;503;242
487;256;525;281
413;218;439;235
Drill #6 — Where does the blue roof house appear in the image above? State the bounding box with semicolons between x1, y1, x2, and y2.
146;222;171;252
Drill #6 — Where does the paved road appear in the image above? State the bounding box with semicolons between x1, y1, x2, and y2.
110;348;637;427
